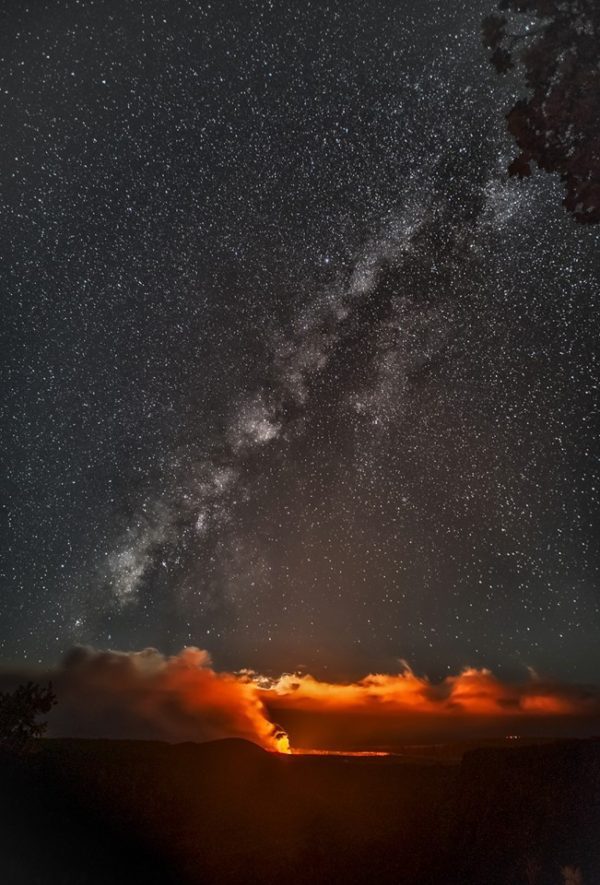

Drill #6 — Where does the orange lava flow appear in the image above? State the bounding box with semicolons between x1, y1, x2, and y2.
290;749;390;757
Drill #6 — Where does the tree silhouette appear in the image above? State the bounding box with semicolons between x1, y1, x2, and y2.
482;0;600;223
0;682;57;753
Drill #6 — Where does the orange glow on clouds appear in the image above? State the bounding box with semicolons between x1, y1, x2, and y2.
25;647;600;754
255;664;591;719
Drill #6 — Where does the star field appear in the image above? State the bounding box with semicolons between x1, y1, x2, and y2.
2;0;599;681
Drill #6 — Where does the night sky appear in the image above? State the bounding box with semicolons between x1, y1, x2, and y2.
3;0;599;684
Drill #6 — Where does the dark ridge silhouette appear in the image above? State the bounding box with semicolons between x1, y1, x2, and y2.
0;737;598;884
432;738;600;885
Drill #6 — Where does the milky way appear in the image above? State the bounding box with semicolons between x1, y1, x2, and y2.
2;0;599;680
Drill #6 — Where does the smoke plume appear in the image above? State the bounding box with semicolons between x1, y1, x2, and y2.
39;646;288;752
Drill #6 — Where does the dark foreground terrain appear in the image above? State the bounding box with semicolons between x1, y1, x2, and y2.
0;737;599;885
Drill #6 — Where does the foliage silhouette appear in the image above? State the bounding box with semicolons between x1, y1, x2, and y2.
482;0;600;223
0;681;57;753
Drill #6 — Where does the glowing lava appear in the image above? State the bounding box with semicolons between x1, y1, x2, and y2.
291;749;390;757
273;728;291;754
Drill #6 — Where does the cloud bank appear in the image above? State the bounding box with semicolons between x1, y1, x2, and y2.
260;666;597;716
4;648;600;753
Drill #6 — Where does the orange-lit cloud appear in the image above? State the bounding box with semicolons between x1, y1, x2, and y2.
3;648;599;753
257;665;593;717
257;664;600;750
43;646;287;752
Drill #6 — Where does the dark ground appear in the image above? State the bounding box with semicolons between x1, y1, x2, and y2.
1;737;599;885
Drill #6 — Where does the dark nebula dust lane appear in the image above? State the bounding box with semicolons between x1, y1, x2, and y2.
1;0;599;683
